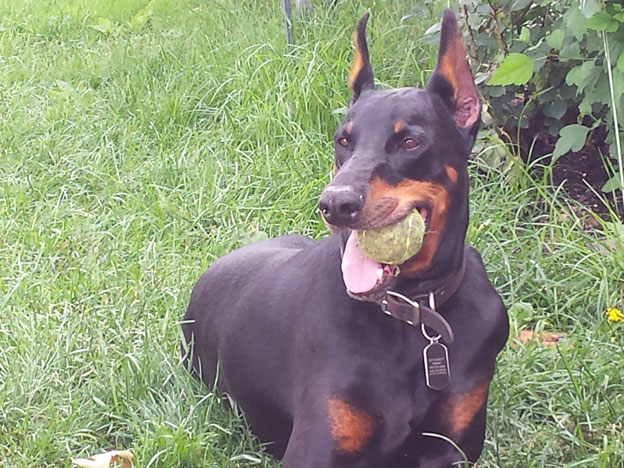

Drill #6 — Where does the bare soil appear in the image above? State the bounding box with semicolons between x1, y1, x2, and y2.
551;148;622;221
512;120;622;223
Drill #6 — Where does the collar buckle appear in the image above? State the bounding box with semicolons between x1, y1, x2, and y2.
377;257;466;343
381;290;455;343
381;290;421;326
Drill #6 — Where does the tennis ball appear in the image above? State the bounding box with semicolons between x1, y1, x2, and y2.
358;209;426;264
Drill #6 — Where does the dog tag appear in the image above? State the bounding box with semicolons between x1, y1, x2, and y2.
423;341;451;390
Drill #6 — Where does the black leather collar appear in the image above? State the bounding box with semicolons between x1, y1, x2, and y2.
378;258;466;343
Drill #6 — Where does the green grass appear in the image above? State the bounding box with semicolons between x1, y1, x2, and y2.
0;0;622;467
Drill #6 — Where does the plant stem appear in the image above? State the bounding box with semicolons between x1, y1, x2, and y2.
487;0;508;54
602;31;624;215
462;5;479;61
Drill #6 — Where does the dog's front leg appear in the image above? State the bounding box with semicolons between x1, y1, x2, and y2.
282;392;382;468
417;399;488;467
281;418;335;468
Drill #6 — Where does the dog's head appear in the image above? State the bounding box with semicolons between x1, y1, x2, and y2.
319;10;480;300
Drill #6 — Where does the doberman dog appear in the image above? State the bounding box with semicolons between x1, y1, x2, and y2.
183;10;508;467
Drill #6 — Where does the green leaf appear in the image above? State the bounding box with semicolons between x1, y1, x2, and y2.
606;221;624;244
578;99;592;116
578;74;610;118
614;70;624;119
552;124;591;159
90;17;115;34
546;29;565;50
487;85;506;98
581;0;601;18
239;230;269;246
617;53;624;72
565;61;595;89
546;119;563;137
559;41;581;61
513;0;532;9
564;7;588;41
130;0;154;32
489;53;535;86
602;175;624;193
509;301;536;322
585;12;619;33
518;27;531;44
583;74;611;106
543;100;568;119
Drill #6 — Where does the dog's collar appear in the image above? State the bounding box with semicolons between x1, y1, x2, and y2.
378;258;466;343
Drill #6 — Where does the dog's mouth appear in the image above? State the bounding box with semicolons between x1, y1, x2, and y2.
340;206;430;301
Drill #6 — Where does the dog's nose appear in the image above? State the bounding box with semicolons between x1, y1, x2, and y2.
318;185;364;227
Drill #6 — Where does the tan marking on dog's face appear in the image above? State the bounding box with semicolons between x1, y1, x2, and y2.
345;121;354;135
446;383;488;434
445;165;458;184
328;398;376;454
363;177;450;274
394;120;405;133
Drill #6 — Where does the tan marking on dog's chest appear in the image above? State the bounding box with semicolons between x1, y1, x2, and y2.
446;383;489;434
327;398;376;454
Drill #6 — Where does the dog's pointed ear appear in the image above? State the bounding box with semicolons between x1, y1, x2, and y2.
348;13;374;103
427;9;480;140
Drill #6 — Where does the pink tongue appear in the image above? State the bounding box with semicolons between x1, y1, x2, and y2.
341;231;382;294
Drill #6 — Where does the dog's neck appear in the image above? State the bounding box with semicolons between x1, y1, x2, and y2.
393;254;466;307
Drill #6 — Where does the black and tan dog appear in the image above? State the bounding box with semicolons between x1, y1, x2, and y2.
183;10;508;467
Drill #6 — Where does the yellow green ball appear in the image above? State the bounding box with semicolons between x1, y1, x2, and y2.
358;210;426;264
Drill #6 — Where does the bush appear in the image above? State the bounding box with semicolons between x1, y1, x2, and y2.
453;0;624;194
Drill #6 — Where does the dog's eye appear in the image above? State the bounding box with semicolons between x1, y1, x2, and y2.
337;137;350;148
400;138;419;150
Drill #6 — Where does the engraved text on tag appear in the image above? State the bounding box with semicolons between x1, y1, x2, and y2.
423;342;451;390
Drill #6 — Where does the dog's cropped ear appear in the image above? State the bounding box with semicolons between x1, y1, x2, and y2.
427;9;480;142
348;13;374;103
